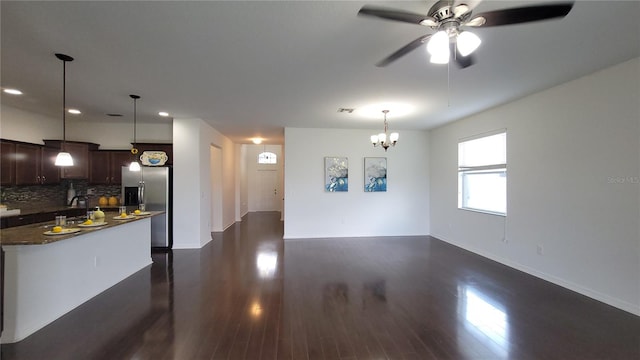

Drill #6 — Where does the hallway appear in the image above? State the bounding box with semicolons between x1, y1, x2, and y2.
2;212;639;359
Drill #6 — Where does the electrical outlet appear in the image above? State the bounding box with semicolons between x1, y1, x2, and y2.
536;244;544;255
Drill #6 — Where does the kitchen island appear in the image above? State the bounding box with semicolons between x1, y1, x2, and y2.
0;212;162;344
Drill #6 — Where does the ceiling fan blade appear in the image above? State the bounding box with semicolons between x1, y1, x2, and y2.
470;2;574;27
450;42;475;69
358;6;430;25
376;34;431;67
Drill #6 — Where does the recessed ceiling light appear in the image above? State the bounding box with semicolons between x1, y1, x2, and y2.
68;109;81;114
3;88;23;95
158;111;169;117
252;138;263;145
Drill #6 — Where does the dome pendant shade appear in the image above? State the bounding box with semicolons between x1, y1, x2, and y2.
129;160;141;171
55;152;74;166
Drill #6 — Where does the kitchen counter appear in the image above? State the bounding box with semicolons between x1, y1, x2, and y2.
1;213;158;344
0;211;164;245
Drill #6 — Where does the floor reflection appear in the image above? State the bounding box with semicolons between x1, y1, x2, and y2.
458;285;510;359
256;250;278;279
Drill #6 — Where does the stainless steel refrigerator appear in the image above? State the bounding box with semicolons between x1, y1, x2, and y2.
121;166;172;249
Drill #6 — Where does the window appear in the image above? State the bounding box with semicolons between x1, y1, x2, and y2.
458;131;506;215
258;152;277;164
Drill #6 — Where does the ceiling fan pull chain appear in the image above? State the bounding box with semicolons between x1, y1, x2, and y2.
447;55;451;107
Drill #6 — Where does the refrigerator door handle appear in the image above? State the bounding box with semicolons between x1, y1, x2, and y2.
138;181;145;204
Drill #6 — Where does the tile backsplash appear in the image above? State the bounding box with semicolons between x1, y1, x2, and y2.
1;180;120;210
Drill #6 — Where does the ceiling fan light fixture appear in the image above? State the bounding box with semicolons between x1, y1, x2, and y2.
430;51;450;64
457;31;481;56
426;30;449;57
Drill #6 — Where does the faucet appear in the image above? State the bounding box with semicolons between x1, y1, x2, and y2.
68;193;89;213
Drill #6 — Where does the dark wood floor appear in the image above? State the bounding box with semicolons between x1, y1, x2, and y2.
2;211;639;359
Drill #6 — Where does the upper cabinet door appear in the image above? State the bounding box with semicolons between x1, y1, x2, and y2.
89;151;111;184
15;143;41;185
61;142;89;179
0;141;16;186
40;147;60;184
110;151;133;184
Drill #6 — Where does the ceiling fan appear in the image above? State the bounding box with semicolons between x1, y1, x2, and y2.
358;0;574;68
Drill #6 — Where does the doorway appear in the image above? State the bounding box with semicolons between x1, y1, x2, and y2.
255;169;279;211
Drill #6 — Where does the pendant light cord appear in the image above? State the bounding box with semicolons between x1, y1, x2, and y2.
62;59;66;145
133;97;137;148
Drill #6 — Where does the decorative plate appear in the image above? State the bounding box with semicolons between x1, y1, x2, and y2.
43;228;81;236
133;211;152;216
140;151;168;166
113;215;136;220
78;222;108;228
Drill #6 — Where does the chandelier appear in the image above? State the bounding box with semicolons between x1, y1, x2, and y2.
370;110;399;151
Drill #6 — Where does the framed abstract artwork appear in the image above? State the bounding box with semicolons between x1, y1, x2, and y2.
325;157;348;192
364;157;387;192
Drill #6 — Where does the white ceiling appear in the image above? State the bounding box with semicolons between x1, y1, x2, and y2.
2;1;639;144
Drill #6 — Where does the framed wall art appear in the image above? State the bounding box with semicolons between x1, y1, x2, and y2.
364;157;387;192
325;157;348;192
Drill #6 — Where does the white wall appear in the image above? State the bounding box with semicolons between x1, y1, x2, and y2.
210;145;223;232
0;107;60;144
429;58;640;315
172;118;237;249
237;144;248;220
284;127;430;239
0;105;171;148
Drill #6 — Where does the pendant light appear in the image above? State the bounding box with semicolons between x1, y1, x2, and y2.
54;53;74;166
129;94;141;171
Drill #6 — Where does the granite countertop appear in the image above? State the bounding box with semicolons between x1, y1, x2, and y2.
0;211;163;246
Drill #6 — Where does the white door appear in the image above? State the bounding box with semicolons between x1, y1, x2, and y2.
256;170;279;211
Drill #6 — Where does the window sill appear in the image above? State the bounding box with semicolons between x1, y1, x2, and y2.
458;207;506;217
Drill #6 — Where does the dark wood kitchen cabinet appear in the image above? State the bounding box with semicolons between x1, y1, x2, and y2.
89;150;131;184
40;146;61;184
43;140;99;179
14;143;60;185
0;141;16;186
